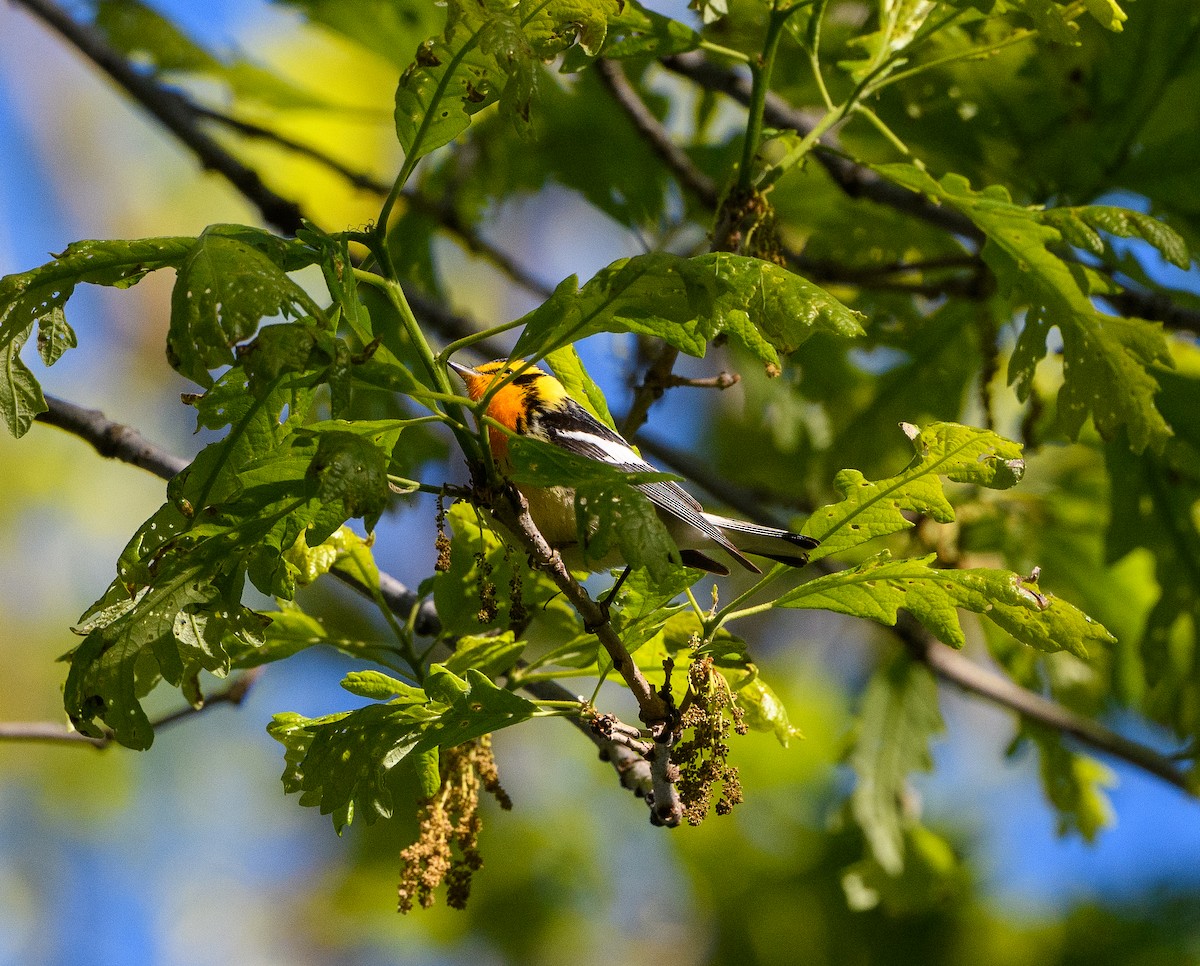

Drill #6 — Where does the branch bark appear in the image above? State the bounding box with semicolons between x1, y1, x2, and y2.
595;58;720;209
659;51;983;241
0;669;262;749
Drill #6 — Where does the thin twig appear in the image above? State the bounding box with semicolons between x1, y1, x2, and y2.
0;669;263;749
594;58;720;208
11;0;305;235
662;371;741;390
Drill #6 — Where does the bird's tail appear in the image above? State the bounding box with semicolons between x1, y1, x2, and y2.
702;513;820;568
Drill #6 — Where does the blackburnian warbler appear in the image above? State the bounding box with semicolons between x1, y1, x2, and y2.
449;359;818;576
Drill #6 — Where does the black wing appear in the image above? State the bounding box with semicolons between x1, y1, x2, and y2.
537;400;757;571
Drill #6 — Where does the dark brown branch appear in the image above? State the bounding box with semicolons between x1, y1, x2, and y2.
36;395;189;479
11;0;305;235
595;58;720;209
402;194;554;299
660;51;1200;333
194;107;552;299
621;343;681;438
896;614;1195;795
0;669;262;749
190;104;392;195
36;391;1197;800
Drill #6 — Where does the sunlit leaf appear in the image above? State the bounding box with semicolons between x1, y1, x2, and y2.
512;251;864;368
803;422;1025;560
849;654;942;876
777;551;1115;657
269;665;536;832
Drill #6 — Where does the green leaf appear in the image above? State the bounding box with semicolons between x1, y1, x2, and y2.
1045;206;1191;269
432;502;565;636
562;0;699;64
849;655;943;876
511;251;865;368
839;0;939;83
507;433;684;581
842;824;964;914
341;670;426;702
778;551;1115;657
1024;727;1117;841
802;422;1025;561
282;524;378;588
395;0;625;165
35;307;77;366
0;338;47;438
168;228;318;387
545;344;616;429
575;477;682;583
63;559;266;748
444;632;527;678
734;676;803;747
877;164;1174;451
227;602;327;669
0;236;193;352
268;664;536;832
306;431;390;533
1081;0;1128;31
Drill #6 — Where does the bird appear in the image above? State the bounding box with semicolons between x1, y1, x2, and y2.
448;358;819;576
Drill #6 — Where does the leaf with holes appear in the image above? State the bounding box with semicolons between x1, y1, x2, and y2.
512;251;864;368
168;228;319;387
395;0;626;165
0;336;47;437
877;164;1174;452
269;664;536;832
0;236;194;352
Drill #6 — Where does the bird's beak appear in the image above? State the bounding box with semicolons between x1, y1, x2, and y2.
446;359;475;379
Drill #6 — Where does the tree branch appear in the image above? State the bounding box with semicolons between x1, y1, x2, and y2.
190;103;392;194
0;669;262;749
621;343;681;438
659;51;1200;335
896;614;1195;794
11;0;305;235
659;51;983;241
595;58;720;209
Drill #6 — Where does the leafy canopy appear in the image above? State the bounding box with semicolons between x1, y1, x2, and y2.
3;0;1196;918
